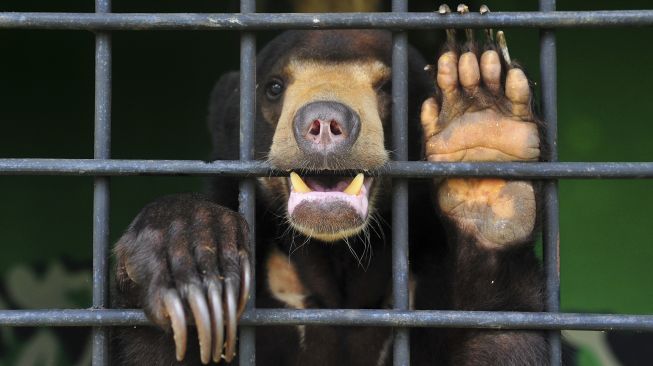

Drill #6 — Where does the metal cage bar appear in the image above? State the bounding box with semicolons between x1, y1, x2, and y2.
1;159;653;178
391;2;410;364
2;11;653;30
2;308;653;331
92;0;111;365
539;0;561;364
238;0;257;364
0;3;652;366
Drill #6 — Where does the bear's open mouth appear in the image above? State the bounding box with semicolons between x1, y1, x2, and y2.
287;172;374;241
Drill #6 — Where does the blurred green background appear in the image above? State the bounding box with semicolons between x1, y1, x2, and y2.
0;1;651;365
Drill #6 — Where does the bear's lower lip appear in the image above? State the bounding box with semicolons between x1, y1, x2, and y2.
288;186;370;218
286;173;373;240
287;174;372;217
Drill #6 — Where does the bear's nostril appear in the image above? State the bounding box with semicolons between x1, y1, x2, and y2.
329;120;342;136
309;120;321;136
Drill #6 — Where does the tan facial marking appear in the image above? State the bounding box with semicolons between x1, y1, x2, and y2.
266;249;308;309
268;59;390;170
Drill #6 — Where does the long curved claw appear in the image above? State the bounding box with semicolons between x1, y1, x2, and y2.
223;278;238;363
480;5;494;41
207;280;225;363
438;4;456;45
187;284;212;365
496;30;512;65
163;289;187;362
237;255;251;317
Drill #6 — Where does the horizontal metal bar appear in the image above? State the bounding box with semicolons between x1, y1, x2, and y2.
0;159;653;178
1;11;653;31
0;309;146;326
1;309;652;332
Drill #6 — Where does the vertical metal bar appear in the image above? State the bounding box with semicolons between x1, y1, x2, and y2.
539;0;561;365
392;0;410;365
239;0;257;365
93;0;111;365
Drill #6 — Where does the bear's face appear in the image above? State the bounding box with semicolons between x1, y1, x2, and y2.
257;30;395;242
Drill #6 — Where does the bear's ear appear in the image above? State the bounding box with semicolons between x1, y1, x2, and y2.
208;71;241;161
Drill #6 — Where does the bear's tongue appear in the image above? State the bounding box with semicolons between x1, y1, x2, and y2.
302;177;353;192
287;172;370;218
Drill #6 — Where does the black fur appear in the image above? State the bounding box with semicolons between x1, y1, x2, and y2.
112;30;546;365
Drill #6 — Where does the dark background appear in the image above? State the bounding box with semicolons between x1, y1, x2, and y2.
0;1;651;365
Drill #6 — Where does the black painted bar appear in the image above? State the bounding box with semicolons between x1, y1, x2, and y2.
539;0;562;364
1;11;653;30
92;0;111;365
1;159;653;178
391;1;410;365
2;309;653;332
238;0;257;364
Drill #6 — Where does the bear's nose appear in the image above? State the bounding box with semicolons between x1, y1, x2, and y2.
293;101;361;155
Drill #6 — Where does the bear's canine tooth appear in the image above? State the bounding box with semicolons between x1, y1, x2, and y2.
343;173;365;196
290;172;312;193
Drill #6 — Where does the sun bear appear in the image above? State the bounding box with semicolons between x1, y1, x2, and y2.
112;7;547;366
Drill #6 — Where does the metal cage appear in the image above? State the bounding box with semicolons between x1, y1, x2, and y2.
1;1;653;365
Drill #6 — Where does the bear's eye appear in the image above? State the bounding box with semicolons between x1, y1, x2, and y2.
265;79;284;100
